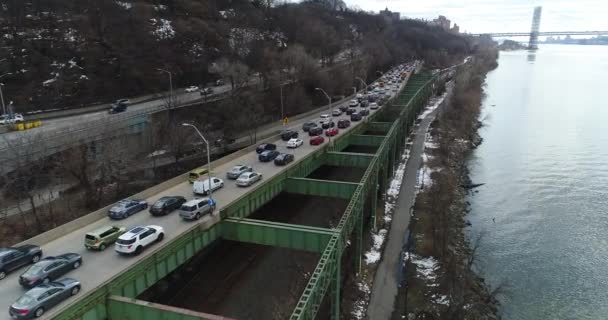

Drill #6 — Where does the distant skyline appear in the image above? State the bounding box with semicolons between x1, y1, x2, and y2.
340;0;608;34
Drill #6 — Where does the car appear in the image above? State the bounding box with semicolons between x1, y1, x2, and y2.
115;98;130;105
0;113;25;125
19;253;82;288
337;119;351;129
308;126;323;136
108;102;127;114
0;246;43;280
193;177;224;195
360;108;370;116
369;102;379;110
320;114;331;123
236;172;263;187
346;107;357;115
302;121;318;132
325;127;339;137
287;138;303;148
310;136;325;146
321;121;335;129
226;165;253;179
149;196;187;216
115;226;164;255
179;198;216;220
351;112;362;121
356;93;363;101
256;143;277;154
84;226;126;251
360;100;369;108
259;150;280;162
108;199;148;220
339;105;349;112
200;87;213;95
188;167;209;184
280;129;298;141
348;100;359;108
215;79;225;86
274;153;294;166
10;278;81;319
185;86;199;93
332;109;342;117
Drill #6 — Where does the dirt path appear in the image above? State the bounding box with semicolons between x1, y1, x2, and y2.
366;98;443;319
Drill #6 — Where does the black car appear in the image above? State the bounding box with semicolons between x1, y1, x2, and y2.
339;105;349;112
0;245;42;280
259;150;280;162
280;130;299;141
321;121;335;129
308;126;323;136
274;153;295;166
337;119;351;129
256;143;277;154
149;196;187;216
346;107;357;115
108;102;127;114
351;112;362;121
360;108;370;116
360;100;369;107
302;121;318;132
19;253;82;289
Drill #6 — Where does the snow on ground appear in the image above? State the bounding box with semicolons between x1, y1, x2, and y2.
150;18;175;40
432;294;450;306
154;4;167;11
404;252;439;282
364;229;387;264
351;282;371;320
115;1;132;10
147;149;167;157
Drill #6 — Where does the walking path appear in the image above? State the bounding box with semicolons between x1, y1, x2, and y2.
366;96;444;319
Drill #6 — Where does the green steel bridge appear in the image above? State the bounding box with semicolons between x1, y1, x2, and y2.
47;68;453;320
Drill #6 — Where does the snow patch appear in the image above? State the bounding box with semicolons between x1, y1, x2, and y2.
79;75;89;80
147;149;167;157
68;57;83;70
404;252;439;282
364;229;387;264
150;19;175;40
115;1;132;10
418;90;448;120
351;282;371;320
432;294;450;306
154;4;167;11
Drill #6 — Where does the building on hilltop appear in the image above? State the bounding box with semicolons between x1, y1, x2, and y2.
451;23;460;34
380;7;400;23
430;15;451;31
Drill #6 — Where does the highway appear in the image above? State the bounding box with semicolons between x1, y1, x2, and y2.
0;64;413;319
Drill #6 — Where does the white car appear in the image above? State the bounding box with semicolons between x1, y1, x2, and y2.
0;113;24;125
185;86;199;93
348;99;359;108
193;177;224;195
236;172;263;187
115;225;164;255
331;109;342;117
369;102;379;110
320;114;331;123
287;138;303;148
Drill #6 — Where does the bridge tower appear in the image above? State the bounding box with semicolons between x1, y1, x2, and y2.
528;6;542;49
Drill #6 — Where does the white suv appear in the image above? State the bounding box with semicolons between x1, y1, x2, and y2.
115;225;164;255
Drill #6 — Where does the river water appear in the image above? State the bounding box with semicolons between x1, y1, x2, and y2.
467;44;608;320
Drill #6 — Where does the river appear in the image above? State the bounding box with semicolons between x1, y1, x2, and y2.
467;44;608;320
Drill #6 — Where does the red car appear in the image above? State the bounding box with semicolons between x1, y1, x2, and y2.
310;136;325;145
325;127;339;137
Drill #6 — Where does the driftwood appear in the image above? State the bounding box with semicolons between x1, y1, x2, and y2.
461;183;485;189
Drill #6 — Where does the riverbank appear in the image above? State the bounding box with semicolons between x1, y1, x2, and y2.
392;48;499;319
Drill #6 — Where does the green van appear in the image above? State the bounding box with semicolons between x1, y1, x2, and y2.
188;167;209;183
84;225;127;250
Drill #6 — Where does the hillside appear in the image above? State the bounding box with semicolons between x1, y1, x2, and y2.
0;0;471;113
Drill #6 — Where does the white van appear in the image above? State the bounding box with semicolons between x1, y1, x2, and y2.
193;177;224;195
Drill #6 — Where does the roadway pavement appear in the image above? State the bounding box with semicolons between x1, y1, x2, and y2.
0;65;412;319
366;90;443;320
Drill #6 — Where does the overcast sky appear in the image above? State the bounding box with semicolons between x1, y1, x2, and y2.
342;0;608;33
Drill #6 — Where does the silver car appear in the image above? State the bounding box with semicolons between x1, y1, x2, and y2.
9;278;81;319
236;172;262;187
226;165;253;179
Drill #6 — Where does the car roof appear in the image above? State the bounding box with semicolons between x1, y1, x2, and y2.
87;225;118;236
184;199;207;206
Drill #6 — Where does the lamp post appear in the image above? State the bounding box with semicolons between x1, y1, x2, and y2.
0;73;12;115
280;83;285;127
315;87;332;145
181;123;214;201
352;86;357;96
157;68;173;107
355;77;368;95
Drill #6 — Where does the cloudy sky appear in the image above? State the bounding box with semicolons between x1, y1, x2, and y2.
342;0;607;34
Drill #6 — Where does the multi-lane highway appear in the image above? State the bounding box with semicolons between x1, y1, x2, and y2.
0;63;414;319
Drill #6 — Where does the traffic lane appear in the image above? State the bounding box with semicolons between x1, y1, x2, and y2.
0;69;407;317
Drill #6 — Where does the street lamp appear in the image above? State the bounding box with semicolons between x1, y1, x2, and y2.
0;83;6;116
355;77;368;95
280;83;285;127
181;123;214;202
352;86;357;96
315;87;333;145
157;68;173;106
